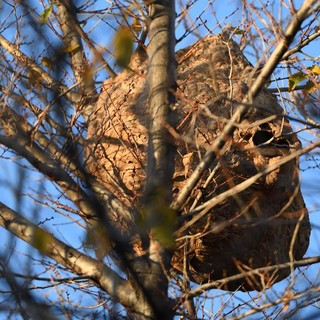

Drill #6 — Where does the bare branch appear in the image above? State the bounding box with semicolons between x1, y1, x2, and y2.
57;1;116;77
281;27;320;61
56;1;97;94
0;104;134;232
145;0;176;192
133;1;177;319
0;202;138;310
187;255;320;298
178;140;320;235
0;133;97;223
0;34;81;104
172;0;319;211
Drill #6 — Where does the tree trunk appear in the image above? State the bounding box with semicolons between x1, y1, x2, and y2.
131;1;176;319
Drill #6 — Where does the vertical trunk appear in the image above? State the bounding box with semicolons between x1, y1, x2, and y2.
146;0;176;190
132;1;176;319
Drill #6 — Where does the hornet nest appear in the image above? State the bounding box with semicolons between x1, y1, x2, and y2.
86;34;310;291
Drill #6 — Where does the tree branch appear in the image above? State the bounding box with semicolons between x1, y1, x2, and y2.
56;0;99;121
57;1;116;77
186;255;320;298
0;202;139;311
0;34;81;104
0;133;97;222
172;0;319;211
281;27;320;61
57;0;95;91
133;1;177;319
0;102;135;233
177;140;320;235
146;0;176;192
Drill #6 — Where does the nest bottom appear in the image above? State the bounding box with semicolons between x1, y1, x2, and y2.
172;191;310;291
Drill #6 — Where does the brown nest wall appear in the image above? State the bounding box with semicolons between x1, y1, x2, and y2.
86;34;310;291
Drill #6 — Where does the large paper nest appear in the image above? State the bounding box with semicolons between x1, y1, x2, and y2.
86;34;310;291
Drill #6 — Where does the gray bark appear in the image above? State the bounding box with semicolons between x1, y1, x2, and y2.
132;1;177;319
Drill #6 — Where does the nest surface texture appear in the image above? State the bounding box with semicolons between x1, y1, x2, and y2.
86;34;310;291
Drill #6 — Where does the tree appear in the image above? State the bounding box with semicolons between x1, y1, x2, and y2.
0;0;320;319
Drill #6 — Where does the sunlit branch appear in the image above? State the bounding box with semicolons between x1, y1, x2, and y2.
0;202;137;309
186;255;320;299
0;34;81;104
281;28;320;61
172;0;319;211
0;130;100;224
57;1;116;77
228;281;320;319
177;140;320;234
2;87;80;141
0;105;134;232
0;271;90;284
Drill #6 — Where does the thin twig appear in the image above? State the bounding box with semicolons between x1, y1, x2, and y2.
177;140;320;235
0;202;136;309
0;34;81;104
186;255;320;299
171;0;319;212
281;28;320;61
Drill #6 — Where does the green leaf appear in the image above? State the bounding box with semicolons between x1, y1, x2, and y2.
152;207;176;248
39;4;53;24
288;71;308;92
32;228;53;254
131;18;142;37
302;81;317;94
288;65;320;92
233;28;244;35
113;26;134;67
140;187;177;248
85;225;111;260
303;65;320;93
64;43;80;53
309;65;320;75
